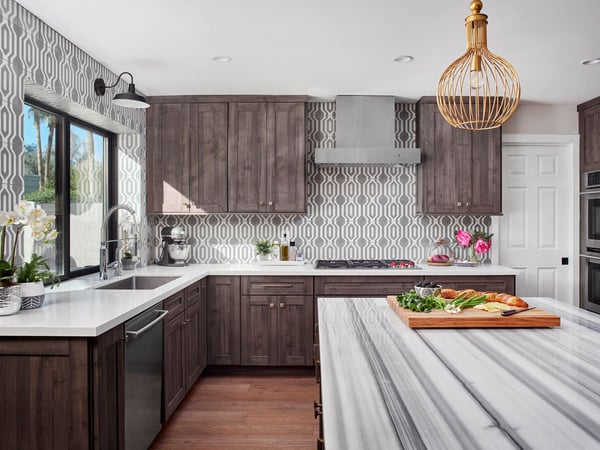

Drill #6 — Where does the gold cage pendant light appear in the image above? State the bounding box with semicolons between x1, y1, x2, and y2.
437;0;520;130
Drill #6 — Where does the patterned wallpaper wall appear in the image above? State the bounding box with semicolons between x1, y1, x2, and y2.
0;0;148;263
152;103;490;264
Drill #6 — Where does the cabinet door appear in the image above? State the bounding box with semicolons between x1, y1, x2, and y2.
579;103;600;172
92;326;125;450
146;103;191;213
0;339;90;450
184;299;203;390
417;102;461;214
465;127;502;214
189;103;228;213
241;295;278;365
207;276;241;365
278;296;314;366
265;102;307;213
163;312;186;421
228;102;267;212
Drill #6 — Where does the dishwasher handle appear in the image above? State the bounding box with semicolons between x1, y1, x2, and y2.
125;310;169;339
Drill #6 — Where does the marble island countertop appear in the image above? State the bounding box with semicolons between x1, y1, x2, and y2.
0;262;519;337
318;297;600;450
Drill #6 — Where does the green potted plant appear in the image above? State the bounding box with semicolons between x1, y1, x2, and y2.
121;250;137;270
255;240;272;261
16;253;59;310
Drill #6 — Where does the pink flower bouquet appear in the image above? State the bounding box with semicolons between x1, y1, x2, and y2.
455;229;493;261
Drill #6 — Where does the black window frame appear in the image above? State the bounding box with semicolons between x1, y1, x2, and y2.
24;96;118;280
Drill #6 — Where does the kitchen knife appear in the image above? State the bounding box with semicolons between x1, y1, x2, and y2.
501;306;536;316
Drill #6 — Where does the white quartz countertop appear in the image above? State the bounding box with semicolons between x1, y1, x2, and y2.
318;297;600;450
0;263;519;337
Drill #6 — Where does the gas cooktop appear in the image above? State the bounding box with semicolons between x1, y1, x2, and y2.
315;259;420;269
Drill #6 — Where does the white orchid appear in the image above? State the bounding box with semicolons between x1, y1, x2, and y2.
1;200;58;282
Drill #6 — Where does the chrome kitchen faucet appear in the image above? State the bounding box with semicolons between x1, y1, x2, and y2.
99;204;138;280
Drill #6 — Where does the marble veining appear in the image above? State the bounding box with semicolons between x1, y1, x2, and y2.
318;297;600;450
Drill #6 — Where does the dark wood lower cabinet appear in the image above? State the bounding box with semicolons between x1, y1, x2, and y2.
163;280;208;421
241;295;313;366
0;329;124;450
207;276;241;365
91;325;125;450
163;311;186;421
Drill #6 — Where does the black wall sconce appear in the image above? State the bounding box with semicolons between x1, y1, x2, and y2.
94;72;150;109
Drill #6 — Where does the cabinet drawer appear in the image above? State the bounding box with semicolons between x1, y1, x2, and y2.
185;281;202;308
164;290;185;324
315;276;420;296
242;276;313;295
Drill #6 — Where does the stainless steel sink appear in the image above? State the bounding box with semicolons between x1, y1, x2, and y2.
95;276;180;290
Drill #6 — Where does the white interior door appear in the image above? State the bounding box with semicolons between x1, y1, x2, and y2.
494;135;579;304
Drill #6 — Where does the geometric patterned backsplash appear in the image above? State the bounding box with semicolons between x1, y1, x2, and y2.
0;0;148;264
152;102;491;264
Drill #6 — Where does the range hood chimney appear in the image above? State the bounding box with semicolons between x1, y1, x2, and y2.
314;95;421;166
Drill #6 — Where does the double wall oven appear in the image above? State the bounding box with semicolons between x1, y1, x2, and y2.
580;170;600;314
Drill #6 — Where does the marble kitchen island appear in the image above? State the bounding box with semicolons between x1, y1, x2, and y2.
318;297;600;450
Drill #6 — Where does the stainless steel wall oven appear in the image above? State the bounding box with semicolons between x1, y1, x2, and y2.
581;170;600;313
580;254;600;314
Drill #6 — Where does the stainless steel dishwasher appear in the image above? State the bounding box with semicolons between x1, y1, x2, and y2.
124;304;169;450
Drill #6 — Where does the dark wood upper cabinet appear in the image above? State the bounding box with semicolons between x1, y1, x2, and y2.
228;102;268;213
147;96;307;214
578;96;600;173
416;97;502;215
146;101;228;214
266;102;307;213
228;102;307;213
146;103;190;213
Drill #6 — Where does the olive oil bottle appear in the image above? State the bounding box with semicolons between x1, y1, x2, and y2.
281;233;289;261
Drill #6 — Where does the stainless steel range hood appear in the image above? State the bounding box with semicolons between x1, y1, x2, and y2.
314;95;421;166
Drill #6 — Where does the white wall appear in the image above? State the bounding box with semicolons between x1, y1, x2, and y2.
503;104;578;135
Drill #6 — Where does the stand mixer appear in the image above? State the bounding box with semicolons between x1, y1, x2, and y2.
158;226;191;266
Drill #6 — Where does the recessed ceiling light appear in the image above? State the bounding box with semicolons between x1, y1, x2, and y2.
393;55;414;63
581;58;600;65
212;56;232;63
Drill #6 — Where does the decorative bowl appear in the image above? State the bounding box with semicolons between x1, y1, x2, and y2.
415;286;442;297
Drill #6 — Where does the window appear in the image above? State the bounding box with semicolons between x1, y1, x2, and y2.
23;99;115;279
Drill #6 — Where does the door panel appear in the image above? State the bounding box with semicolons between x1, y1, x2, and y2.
499;142;574;302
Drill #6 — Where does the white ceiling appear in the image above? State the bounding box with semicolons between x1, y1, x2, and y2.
15;0;600;104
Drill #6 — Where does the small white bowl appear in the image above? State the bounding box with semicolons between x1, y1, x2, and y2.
415;286;442;297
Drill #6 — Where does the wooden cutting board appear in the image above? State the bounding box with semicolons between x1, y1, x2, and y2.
386;296;561;328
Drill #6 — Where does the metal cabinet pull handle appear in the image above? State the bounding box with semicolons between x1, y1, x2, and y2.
268;201;273;206
269;303;275;308
466;201;471;207
279;302;285;308
259;201;265;206
457;201;463;207
261;284;294;288
314;401;322;418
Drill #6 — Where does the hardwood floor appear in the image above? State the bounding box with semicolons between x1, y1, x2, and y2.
150;368;319;450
